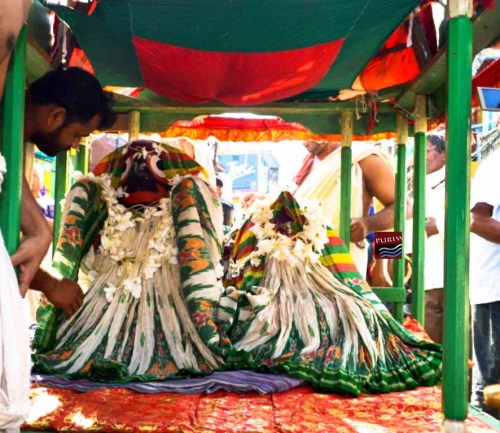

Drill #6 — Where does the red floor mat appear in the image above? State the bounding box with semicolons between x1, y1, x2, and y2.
25;318;492;432
24;385;497;433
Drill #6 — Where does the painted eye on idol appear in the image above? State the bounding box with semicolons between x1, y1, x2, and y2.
148;154;169;184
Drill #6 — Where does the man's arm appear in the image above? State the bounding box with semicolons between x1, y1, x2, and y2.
470;202;500;244
30;268;84;317
350;154;396;243
11;177;52;296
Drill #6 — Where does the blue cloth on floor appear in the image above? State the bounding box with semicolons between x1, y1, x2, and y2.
31;371;304;395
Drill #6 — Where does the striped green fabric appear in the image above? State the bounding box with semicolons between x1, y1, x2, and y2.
223;192;442;395
34;173;441;393
33;175;225;382
33;141;225;382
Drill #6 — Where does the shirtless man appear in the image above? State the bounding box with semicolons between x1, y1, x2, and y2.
2;24;114;302
0;5;114;428
294;139;396;273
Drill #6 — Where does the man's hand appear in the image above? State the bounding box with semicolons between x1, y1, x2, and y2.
11;231;51;297
471;202;500;244
43;278;84;317
241;192;266;209
425;217;439;237
31;268;84;317
350;218;369;243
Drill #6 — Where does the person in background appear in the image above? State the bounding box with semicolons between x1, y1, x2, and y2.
216;175;235;233
293;139;396;275
422;134;446;343
24;67;115;315
0;59;114;433
215;175;224;199
30;166;54;226
469;148;500;419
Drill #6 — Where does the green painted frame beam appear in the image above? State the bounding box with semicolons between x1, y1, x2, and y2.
111;95;405;135
112;97;406;135
372;287;407;303
112;95;399;114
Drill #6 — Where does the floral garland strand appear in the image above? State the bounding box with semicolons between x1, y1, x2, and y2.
229;198;329;276
83;172;178;301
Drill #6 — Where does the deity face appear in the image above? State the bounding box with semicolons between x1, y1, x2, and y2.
93;140;202;207
120;141;174;206
119;156;170;206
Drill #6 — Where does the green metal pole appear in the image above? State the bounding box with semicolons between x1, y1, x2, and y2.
393;114;407;323
52;152;70;249
339;111;353;247
0;26;27;254
411;95;427;323
75;143;89;175
393;113;408;286
443;2;472;427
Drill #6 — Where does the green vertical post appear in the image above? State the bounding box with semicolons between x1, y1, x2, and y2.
0;26;27;254
392;113;408;323
411;95;427;323
339;111;353;247
75;143;89;174
443;0;472;428
52;152;70;249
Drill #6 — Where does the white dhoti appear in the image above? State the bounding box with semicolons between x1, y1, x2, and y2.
0;154;30;433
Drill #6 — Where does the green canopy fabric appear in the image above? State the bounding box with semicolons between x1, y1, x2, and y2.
49;0;420;105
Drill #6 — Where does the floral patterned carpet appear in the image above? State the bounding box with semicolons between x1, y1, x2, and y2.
23;385;498;433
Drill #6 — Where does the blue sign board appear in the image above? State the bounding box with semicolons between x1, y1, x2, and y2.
219;154;258;191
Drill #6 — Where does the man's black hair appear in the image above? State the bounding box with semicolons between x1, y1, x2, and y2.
428;134;445;153
28;67;115;129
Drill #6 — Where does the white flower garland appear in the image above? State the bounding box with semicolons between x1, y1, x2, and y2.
229;198;329;275
84;172;178;301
